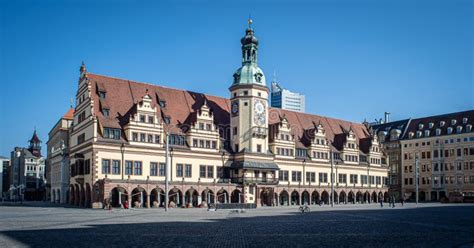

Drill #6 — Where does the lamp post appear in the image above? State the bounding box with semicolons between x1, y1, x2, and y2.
415;153;419;205
164;132;170;212
120;143;125;180
330;150;334;207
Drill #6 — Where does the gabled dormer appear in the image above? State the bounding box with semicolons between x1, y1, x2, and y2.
123;90;164;146
269;115;295;157
187;100;220;151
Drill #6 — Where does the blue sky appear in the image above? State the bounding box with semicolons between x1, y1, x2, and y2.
0;0;472;157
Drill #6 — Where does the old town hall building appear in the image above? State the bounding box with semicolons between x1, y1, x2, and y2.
68;22;389;208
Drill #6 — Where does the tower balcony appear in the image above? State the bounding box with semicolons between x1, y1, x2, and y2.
251;127;268;138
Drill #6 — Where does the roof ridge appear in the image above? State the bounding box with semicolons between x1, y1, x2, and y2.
410;109;474;121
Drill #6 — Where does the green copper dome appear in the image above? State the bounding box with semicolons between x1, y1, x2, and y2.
232;63;266;86
232;22;267;87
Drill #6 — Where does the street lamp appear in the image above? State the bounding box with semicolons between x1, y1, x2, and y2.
120;143;125;180
164;132;170;212
415;153;419;205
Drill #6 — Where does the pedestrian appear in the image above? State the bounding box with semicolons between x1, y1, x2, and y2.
401;197;404;206
391;196;396;208
379;198;383;208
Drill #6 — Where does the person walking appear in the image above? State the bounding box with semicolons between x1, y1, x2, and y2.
401;197;404;206
379;198;383;208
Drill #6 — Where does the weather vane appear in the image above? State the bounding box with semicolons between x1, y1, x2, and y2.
248;14;253;28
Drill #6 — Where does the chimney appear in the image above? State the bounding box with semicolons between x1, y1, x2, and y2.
384;112;390;123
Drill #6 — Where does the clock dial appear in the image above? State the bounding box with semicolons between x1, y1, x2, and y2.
253;100;266;125
231;101;239;116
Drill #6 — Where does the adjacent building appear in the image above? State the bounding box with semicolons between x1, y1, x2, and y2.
373;110;474;201
47;108;74;203
0;156;10;200
10;131;46;201
271;82;305;113
68;21;388;208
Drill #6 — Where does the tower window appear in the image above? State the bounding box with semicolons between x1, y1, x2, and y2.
234;93;237;97
233;127;237;135
257;144;262;153
244;91;248;96
258;92;261;97
244;102;248;106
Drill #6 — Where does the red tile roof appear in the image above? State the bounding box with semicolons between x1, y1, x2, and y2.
63;108;75;120
87;73;373;152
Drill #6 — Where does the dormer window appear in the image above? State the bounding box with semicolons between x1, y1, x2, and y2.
456;126;463;133
164;117;171;124
102;108;110;117
466;124;472;132
428;122;434;128
409;132;414;139
424;130;430;137
139;115;146;123
436;128;441;136
99;91;106;99
440;121;445;127
447;127;453;134
159;100;166;108
206;124;212;131
416;131;422;138
462;117;468;124
451;119;457;125
418;124;424;130
148;116;154;124
199;123;204;130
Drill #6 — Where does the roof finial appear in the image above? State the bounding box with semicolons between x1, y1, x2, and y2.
70;98;74;108
273;69;277;82
80;61;86;73
248;14;253;28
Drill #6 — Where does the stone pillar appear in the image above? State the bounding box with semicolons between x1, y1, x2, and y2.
181;193;185;207
146;193;150;208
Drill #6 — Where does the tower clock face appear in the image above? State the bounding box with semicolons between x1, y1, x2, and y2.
231;101;239;116
254;100;266;125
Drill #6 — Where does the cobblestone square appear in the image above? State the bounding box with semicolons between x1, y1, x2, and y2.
0;203;473;247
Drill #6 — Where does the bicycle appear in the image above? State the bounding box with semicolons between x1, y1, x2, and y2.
298;205;310;213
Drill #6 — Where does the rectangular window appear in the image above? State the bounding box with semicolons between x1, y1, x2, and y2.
319;173;328;183
200;165;206;178
150;162;158;176
212;141;217;149
77;133;86;144
132;132;138;142
140;115;146;123
339;174;347;184
350;174;358;184
102;159;110;174
140;133;146;142
207;165;214;178
176;164;183;177
112;160;120;175
155;135;160;144
257;144;262;153
279;170;289;181
148;116;154;124
148;134;153;143
185;164;192;177
159;163;166;176
134;161;142;175
125;161;133;175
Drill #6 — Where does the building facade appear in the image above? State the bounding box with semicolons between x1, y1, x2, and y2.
372;119;410;200
400;111;474;201
374;111;474;201
271;82;305;113
10;131;46;201
68;22;388;208
47;108;74;204
0;156;10;200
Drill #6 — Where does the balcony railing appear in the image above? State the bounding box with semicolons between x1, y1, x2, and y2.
251;127;268;138
231;177;279;185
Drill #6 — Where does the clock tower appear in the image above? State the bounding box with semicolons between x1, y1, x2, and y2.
229;19;269;154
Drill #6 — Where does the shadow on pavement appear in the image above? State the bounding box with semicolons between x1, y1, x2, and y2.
1;206;474;247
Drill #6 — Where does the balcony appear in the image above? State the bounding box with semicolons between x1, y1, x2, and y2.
251;127;268;138
231;177;279;185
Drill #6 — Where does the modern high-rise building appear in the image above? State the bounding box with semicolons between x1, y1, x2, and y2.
0;156;10;200
270;82;305;113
